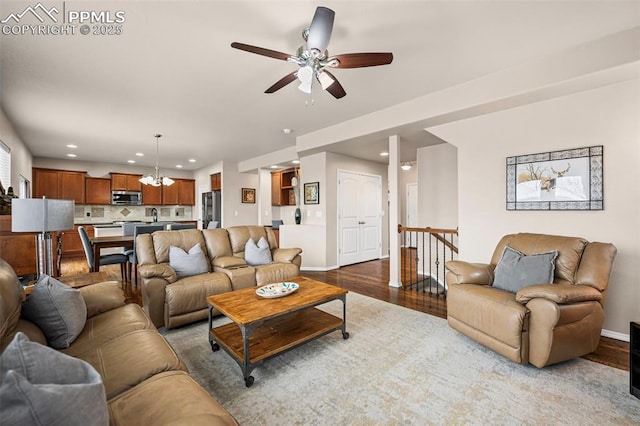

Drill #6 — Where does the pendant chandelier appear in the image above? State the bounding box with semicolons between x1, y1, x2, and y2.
139;134;174;187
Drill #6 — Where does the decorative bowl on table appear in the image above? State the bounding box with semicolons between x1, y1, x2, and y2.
256;282;299;298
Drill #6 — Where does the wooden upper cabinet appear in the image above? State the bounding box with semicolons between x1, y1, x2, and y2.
111;173;142;191
271;172;283;206
211;173;221;191
33;168;86;203
60;171;86;204
142;184;162;205
178;179;195;205
33;168;60;199
161;179;195;205
271;167;300;206
85;177;111;205
162;181;179;205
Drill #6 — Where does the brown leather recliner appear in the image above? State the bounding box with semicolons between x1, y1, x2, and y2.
445;233;617;368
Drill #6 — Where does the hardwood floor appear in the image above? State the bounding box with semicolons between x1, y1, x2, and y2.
60;255;629;371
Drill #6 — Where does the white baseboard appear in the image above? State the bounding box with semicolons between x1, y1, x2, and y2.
388;281;402;288
300;265;339;272
601;329;630;342
380;254;389;259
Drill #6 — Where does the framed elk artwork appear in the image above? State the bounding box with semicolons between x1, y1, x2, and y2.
506;145;603;211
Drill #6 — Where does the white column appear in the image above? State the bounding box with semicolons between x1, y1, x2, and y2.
388;135;402;288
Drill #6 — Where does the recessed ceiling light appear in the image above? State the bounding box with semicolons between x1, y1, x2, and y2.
127;160;136;164
380;152;389;157
176;164;183;168
283;128;293;134
66;153;77;158
270;165;279;169
135;152;144;157
66;144;77;149
188;159;196;163
292;160;300;164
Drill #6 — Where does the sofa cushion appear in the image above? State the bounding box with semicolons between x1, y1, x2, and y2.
169;243;210;278
0;332;108;426
245;236;273;266
255;263;300;285
75;329;186;399
108;371;238;426
166;273;232;318
21;275;87;349
493;246;558;293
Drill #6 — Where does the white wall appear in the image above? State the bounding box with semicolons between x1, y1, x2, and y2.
32;157;195;179
429;79;640;336
400;164;418;227
417;143;458;229
221;161;259;227
0;109;32;190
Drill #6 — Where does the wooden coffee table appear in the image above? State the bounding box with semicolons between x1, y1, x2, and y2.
206;276;349;387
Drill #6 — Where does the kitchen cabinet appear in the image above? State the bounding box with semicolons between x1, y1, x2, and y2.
32;168;86;204
211;173;221;191
142;184;162;205
85;177;111;205
111;173;142;192
271;167;300;206
61;225;92;258
162;179;195;205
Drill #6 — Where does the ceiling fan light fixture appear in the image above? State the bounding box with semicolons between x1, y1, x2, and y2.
317;71;335;90
297;65;314;84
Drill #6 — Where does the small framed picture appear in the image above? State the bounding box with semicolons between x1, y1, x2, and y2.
242;188;255;204
304;182;319;204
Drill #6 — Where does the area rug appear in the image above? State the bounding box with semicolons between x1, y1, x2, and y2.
161;292;640;425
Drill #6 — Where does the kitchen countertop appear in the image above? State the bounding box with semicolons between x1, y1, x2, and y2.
77;220;197;227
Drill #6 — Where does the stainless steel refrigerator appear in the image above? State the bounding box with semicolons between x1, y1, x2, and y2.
202;191;221;229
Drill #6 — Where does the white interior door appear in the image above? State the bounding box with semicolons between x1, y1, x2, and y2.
338;171;381;266
405;183;418;247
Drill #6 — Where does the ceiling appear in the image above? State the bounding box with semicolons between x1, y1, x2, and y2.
1;1;639;171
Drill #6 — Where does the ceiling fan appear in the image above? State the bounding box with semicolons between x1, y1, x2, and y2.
231;6;393;99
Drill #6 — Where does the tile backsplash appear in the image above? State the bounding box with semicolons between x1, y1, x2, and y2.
74;205;193;224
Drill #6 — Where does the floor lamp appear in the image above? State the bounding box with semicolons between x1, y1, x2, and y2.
11;197;75;279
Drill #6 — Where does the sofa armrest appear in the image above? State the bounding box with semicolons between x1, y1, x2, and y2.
445;261;493;285
515;283;603;305
139;263;178;283
213;256;247;269
272;248;302;264
79;281;125;318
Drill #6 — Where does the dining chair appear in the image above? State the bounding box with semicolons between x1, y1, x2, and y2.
78;226;129;279
128;224;165;284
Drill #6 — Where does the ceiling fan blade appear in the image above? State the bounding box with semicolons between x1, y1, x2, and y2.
230;42;291;61
265;72;298;93
332;53;394;69
319;70;346;99
306;7;335;53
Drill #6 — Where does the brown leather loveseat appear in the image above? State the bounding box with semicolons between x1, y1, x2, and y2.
0;258;237;425
445;233;616;368
137;225;302;329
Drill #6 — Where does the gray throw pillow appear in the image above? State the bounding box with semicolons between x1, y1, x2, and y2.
169;243;210;278
0;332;108;426
21;275;87;349
245;236;273;266
493;246;558;293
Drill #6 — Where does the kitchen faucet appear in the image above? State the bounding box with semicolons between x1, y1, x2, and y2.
151;208;158;223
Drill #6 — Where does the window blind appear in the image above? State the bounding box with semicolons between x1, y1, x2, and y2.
0;140;11;189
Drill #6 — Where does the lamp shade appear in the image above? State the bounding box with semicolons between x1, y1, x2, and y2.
11;198;75;233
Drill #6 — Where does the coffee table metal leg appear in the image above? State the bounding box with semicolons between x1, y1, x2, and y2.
340;295;349;339
208;305;220;351
240;324;257;387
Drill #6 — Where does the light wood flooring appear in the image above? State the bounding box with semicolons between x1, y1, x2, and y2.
61;256;629;371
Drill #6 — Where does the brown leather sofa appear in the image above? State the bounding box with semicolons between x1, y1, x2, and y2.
445;233;617;368
0;258;237;425
137;225;302;329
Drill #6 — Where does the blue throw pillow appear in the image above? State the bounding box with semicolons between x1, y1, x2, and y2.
493;246;558;293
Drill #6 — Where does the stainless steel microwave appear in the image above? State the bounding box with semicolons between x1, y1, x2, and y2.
111;191;142;205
